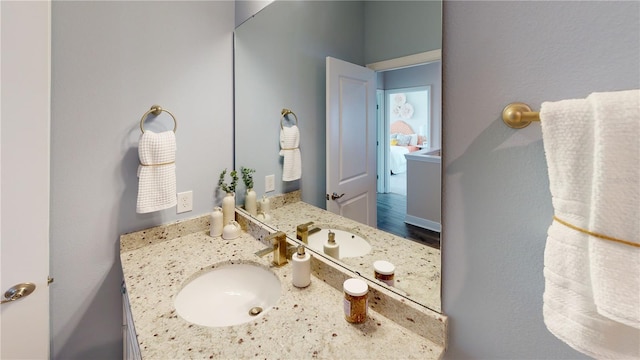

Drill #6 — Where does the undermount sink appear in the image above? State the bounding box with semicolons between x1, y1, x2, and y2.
307;227;372;258
174;263;281;327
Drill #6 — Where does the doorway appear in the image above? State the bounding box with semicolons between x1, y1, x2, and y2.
374;62;442;249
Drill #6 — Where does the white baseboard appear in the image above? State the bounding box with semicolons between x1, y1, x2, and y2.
404;214;441;233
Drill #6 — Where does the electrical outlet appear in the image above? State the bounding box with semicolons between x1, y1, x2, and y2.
177;191;193;213
265;175;275;193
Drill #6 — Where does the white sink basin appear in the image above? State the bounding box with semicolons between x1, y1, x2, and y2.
174;263;281;327
307;228;372;258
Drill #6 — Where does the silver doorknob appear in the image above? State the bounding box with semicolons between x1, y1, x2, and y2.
1;283;36;304
327;192;345;200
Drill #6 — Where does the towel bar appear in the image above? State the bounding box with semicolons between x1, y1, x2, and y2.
502;102;540;129
140;105;177;133
280;108;298;129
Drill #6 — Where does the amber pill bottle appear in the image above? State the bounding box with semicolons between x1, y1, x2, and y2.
343;278;368;323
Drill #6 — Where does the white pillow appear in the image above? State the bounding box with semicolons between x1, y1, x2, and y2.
409;134;418;146
390;133;399;140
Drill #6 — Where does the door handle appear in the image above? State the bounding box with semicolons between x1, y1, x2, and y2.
1;283;36;304
327;192;345;201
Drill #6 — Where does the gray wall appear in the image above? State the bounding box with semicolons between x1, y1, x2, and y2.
234;0;440;208
364;0;441;64
234;1;365;208
51;2;234;358
235;0;273;27
442;1;640;358
383;62;442;149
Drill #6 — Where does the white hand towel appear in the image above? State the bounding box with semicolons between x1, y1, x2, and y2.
136;130;177;213
588;90;639;329
279;125;301;181
540;89;640;359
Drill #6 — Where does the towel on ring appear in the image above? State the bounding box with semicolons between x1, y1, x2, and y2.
136;130;177;213
540;89;640;359
279;125;301;181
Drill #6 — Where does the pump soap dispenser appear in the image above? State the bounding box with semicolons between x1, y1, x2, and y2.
323;230;339;259
292;245;311;288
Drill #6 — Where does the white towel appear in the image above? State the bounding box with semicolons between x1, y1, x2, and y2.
136;130;177;213
279;125;301;181
540;89;640;359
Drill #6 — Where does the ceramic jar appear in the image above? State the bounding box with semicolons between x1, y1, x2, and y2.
222;220;241;240
258;195;270;214
245;188;257;216
209;207;223;237
222;192;235;225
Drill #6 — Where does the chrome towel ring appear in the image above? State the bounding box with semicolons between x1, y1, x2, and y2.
140;105;177;133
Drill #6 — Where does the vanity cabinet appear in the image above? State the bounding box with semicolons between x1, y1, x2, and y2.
405;149;442;232
122;284;142;360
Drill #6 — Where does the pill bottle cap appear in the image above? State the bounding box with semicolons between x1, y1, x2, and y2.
343;278;368;297
373;260;395;275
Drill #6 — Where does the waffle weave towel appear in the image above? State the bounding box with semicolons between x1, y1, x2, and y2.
279;125;301;181
136;130;176;213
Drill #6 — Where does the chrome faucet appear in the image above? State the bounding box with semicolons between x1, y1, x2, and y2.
296;221;320;244
255;231;289;267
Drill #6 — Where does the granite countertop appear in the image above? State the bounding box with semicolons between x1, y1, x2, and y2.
120;216;445;359
263;200;441;312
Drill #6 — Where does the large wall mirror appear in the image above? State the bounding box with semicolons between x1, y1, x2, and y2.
234;0;442;312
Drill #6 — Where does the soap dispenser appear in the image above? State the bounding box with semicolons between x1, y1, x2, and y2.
292;245;311;288
323;230;339;259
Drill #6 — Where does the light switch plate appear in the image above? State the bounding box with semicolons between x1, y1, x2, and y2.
265;175;275;193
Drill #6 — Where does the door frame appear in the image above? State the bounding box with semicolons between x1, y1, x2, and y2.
383;85;432;192
367;49;441;195
375;89;386;193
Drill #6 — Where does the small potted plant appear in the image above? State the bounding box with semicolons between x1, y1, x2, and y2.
241;167;257;215
241;167;255;189
218;169;238;225
218;168;238;194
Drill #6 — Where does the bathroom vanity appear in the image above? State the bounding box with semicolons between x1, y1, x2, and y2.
120;210;446;359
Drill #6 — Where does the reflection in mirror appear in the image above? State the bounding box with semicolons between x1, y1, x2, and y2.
234;0;442;312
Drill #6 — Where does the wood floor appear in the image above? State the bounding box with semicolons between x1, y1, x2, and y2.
377;192;440;250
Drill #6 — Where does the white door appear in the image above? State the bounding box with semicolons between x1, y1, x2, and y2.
1;1;51;358
326;57;377;226
375;90;386;194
